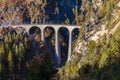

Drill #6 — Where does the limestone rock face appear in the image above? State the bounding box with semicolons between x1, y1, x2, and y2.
0;0;46;26
117;1;120;7
92;0;103;9
73;0;120;58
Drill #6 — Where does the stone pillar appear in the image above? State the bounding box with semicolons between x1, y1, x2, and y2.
40;27;45;41
25;25;31;35
41;29;44;41
68;30;72;61
55;28;61;65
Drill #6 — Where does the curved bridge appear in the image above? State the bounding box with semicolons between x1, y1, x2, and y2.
4;24;80;64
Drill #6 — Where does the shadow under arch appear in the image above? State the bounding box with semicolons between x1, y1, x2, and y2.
44;26;55;44
58;27;69;66
7;26;15;31
29;26;41;35
72;28;79;41
44;26;58;64
71;28;80;54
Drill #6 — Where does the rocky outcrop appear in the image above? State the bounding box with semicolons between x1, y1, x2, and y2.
117;1;120;7
0;0;79;25
73;0;120;57
0;0;46;26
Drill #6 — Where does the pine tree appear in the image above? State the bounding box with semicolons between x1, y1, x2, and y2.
18;41;25;58
8;50;13;70
0;42;4;72
4;35;9;43
65;18;70;24
15;45;19;56
24;36;28;48
7;32;12;43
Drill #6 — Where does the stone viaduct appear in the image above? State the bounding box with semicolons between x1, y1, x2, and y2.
4;24;80;64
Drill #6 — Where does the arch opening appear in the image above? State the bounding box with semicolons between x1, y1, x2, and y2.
44;26;55;44
29;26;41;35
58;27;69;65
15;26;27;34
44;26;57;64
71;28;79;53
72;28;79;41
7;26;15;32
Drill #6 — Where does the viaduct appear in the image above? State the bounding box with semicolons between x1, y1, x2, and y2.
3;24;80;64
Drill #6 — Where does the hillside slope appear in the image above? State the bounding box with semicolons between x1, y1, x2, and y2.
55;0;120;80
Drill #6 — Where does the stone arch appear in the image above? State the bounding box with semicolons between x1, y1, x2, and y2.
44;26;58;64
1;24;80;66
15;26;27;34
29;26;41;35
44;26;55;43
67;27;80;61
58;27;69;44
5;26;16;34
58;27;70;65
7;26;14;31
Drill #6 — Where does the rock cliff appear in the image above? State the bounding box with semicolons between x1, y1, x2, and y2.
56;0;120;80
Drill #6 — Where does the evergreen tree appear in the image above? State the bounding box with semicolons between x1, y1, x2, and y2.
8;50;13;70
